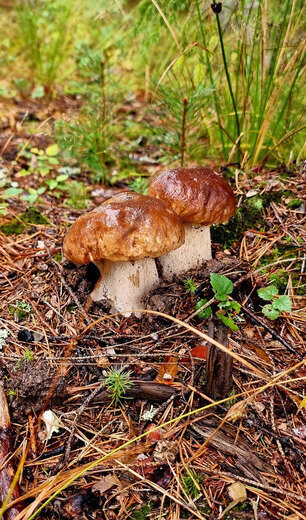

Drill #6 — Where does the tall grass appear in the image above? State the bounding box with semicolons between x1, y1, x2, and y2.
143;0;305;166
196;0;305;165
3;0;304;167
15;0;85;93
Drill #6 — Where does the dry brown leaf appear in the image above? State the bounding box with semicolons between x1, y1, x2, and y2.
155;356;178;384
153;439;179;465
92;474;121;494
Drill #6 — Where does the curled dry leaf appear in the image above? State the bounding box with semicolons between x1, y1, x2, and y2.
41;410;61;442
155;356;178;385
226;401;247;423
145;424;165;444
153;439;179;465
92;474;121;494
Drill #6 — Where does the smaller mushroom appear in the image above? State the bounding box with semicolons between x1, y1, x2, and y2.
147;167;236;280
63;192;184;316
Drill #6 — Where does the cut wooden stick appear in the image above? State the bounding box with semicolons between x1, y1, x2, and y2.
0;382;24;520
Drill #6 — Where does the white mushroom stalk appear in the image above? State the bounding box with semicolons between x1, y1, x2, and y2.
91;258;159;317
158;224;211;280
63;192;184;317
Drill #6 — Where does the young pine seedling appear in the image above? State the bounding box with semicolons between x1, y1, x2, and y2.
183;277;199;295
102;366;133;405
257;286;292;320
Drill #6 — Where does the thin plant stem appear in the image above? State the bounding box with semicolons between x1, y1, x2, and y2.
212;2;241;160
100;58;106;134
180;97;188;166
195;0;226;156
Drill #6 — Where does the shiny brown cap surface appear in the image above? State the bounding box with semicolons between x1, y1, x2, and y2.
147;167;236;225
63;192;185;264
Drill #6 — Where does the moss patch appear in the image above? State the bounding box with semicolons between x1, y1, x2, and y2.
212;190;290;248
21;206;50;225
0;206;49;235
0;220;25;235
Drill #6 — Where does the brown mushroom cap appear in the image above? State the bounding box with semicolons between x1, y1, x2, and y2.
147;167;236;225
63;192;185;264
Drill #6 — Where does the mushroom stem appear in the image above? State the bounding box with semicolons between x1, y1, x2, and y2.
158;223;211;280
91;258;159;317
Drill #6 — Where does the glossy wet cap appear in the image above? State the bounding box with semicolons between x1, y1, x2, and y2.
147;167;236;225
63;192;185;264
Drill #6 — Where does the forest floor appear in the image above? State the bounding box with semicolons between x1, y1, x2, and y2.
0;95;305;520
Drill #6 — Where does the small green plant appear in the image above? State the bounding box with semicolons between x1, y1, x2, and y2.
131;503;153;520
183;277;199;295
23;348;34;362
194;274;241;330
154;81;209;163
18;145;59;178
45;174;69;195
65;181;89;209
9;300;32;322
2;186;24;199
0;203;8;216
102;366;132;404
210;273;241;331
182;469;202;499
54;252;62;263
128;176;148;195
23;187;47;204
194;298;212;319
257;285;292;320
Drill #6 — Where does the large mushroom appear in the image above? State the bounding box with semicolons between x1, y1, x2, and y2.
147;167;236;280
63;192;184;316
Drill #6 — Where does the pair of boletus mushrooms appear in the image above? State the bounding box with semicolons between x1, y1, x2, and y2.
63;167;236;316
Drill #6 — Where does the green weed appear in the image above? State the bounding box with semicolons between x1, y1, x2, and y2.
102;366;133;405
9;301;32;322
194;274;241;330
258;285;292;319
183;277;199;295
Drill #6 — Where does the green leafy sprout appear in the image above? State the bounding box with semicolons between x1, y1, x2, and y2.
257;285;292;320
195;299;212;319
18;144;59;178
9;300;32;322
102;366;133;404
128;176;149;195
23;348;34;363
183;277;199;295
194;274;241;331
